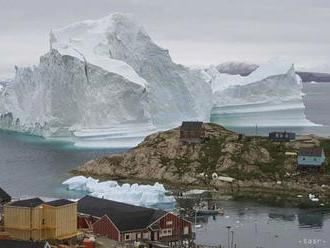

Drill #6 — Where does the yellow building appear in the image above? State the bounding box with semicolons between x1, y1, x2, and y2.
4;198;77;241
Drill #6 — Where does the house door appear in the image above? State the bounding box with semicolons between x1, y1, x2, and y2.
151;231;158;241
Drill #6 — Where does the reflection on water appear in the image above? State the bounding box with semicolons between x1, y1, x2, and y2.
177;195;330;248
298;210;325;229
268;213;296;222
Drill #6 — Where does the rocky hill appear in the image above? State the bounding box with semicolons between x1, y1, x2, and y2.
76;123;330;194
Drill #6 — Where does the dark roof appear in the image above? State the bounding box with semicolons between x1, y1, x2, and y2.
0;187;11;203
269;131;295;135
46;199;75;207
181;121;203;131
299;148;324;157
78;196;166;232
0;240;47;248
9;198;44;208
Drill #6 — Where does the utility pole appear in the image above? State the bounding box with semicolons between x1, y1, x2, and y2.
226;226;231;248
231;230;234;248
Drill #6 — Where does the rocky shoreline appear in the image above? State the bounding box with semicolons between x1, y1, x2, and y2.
74;123;330;207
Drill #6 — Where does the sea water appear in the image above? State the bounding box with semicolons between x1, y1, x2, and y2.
0;82;330;247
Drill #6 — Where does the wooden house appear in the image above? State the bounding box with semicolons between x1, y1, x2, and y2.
3;198;77;241
298;148;326;168
269;131;296;142
0;187;11;205
0;239;51;248
180;121;204;144
77;196;192;246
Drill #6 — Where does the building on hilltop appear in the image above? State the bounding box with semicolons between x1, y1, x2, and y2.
3;198;77;241
180;121;205;144
298;148;326;168
269;131;296;142
77;196;192;246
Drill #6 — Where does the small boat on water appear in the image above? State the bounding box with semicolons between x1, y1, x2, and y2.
193;201;225;216
195;208;225;216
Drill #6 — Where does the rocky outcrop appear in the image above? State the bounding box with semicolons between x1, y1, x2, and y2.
77;123;328;188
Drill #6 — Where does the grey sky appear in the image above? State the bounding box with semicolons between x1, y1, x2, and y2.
1;0;330;77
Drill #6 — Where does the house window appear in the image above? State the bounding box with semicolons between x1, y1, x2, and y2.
161;228;172;237
137;233;141;239
143;232;150;239
303;157;305;161
125;234;130;240
166;221;173;226
183;226;189;235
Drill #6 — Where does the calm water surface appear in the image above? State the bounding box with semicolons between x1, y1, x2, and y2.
0;82;330;247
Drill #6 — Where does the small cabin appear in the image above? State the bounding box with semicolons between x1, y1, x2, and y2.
4;198;77;241
180;121;204;144
269;131;296;142
298;148;326;168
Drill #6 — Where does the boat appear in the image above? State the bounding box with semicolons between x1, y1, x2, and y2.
195;208;225;216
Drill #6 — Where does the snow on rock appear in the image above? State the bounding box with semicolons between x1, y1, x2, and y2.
308;193;320;202
62;176;175;207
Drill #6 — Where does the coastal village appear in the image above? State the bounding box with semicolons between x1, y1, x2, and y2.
0;122;329;247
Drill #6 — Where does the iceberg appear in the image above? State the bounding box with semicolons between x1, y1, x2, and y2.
0;13;212;145
62;176;175;207
208;58;316;127
0;14;315;146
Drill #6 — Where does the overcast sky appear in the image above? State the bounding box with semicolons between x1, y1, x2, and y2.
1;0;330;77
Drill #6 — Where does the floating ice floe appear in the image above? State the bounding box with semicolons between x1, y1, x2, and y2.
62;176;175;207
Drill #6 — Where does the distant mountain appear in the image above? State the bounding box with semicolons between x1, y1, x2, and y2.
296;71;330;83
216;62;258;76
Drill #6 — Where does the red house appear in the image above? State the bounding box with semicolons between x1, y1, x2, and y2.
77;196;192;246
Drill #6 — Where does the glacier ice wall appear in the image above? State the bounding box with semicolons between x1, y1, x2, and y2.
0;49;151;137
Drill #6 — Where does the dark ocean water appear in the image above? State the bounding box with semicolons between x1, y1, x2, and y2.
0;82;330;247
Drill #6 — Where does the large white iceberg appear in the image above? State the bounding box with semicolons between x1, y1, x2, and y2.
0;14;315;146
0;14;212;145
62;176;175;207
208;58;315;127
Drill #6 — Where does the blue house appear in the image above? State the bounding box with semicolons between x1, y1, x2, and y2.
298;148;326;168
269;131;296;142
